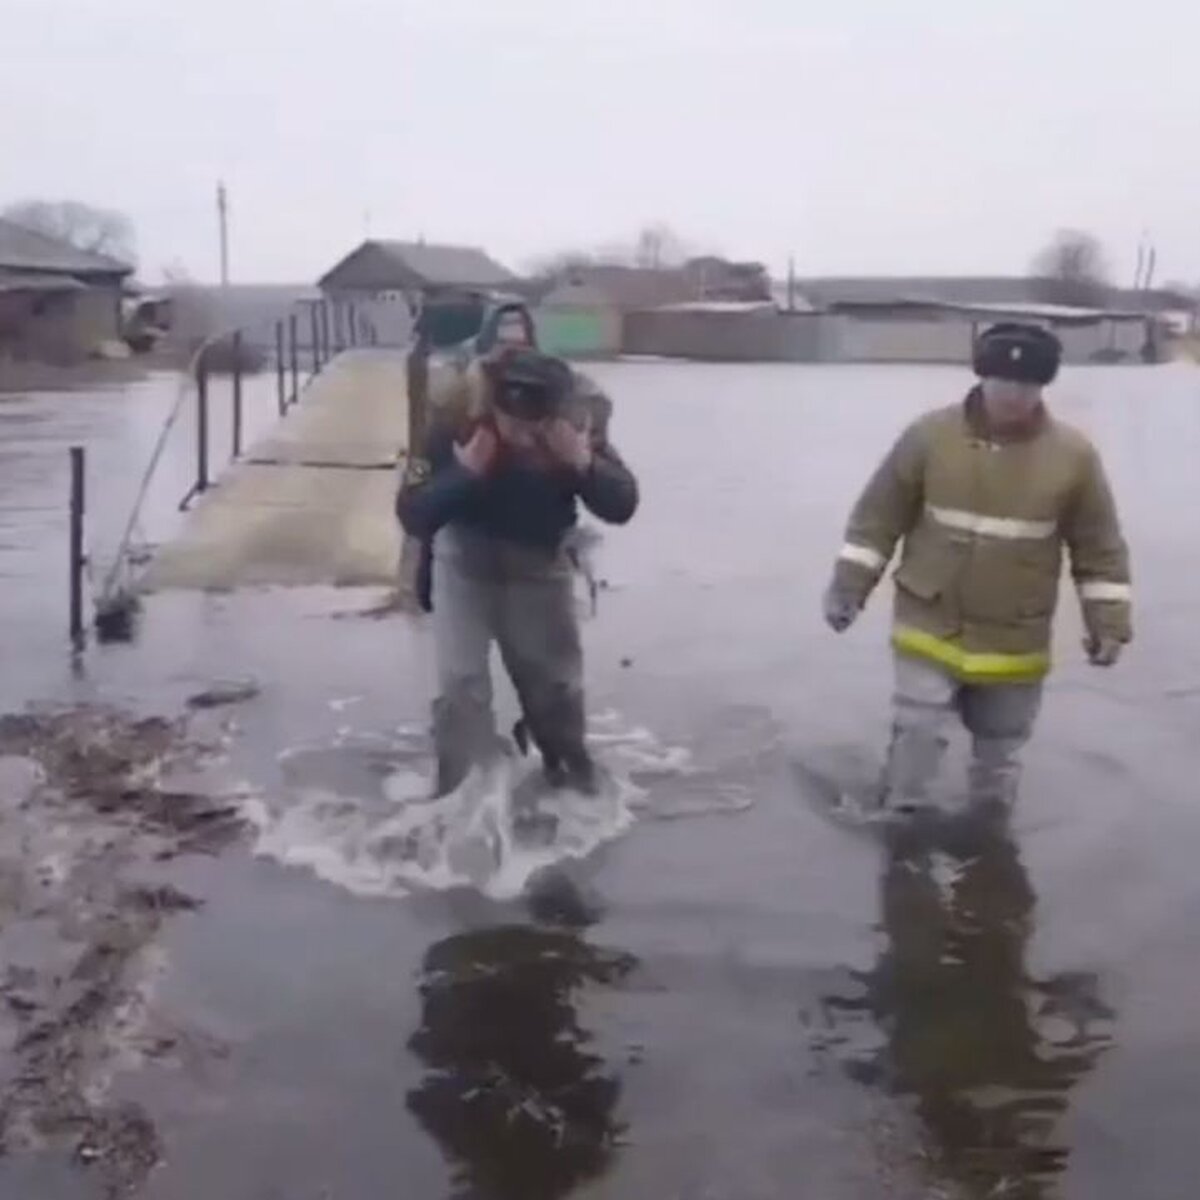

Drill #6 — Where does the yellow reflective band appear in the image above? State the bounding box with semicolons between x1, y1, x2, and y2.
926;505;1056;541
838;542;887;572
1079;580;1132;603
892;626;1050;684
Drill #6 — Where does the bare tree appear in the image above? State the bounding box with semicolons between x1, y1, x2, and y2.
633;222;692;269
527;223;700;280
2;198;136;265
1031;229;1110;307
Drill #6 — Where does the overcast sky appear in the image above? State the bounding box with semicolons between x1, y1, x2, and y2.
4;0;1197;285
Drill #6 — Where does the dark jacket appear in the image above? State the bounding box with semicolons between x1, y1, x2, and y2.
397;425;638;607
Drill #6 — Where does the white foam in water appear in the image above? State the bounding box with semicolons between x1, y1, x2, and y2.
245;714;703;901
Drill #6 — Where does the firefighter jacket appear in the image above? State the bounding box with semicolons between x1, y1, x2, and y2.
832;390;1132;683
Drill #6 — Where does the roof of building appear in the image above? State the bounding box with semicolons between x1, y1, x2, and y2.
0;218;132;277
649;299;779;315
797;276;1045;308
828;297;1153;326
0;268;88;294
318;240;516;292
959;299;1148;322
798;275;1194;315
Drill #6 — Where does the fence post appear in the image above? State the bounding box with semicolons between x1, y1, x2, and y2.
348;302;358;347
334;305;345;353
196;349;210;493
289;313;299;405
319;302;330;363
232;331;244;459
69;445;85;648
275;320;286;416
310;304;321;374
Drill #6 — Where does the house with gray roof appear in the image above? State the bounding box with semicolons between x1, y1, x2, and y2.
317;239;517;346
0;218;134;362
319;239;516;295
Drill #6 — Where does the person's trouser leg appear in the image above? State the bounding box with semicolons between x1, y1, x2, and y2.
881;652;960;809
496;559;592;792
959;680;1043;808
430;536;497;796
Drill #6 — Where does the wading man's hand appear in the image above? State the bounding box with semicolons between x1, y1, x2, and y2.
454;423;499;477
543;418;592;473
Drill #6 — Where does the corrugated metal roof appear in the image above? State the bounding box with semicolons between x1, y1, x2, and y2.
962;299;1146;321
650;300;779;314
799;275;1192;316
799;276;1043;307
380;241;514;287
0;218;132;276
319;240;515;291
0;269;87;293
827;296;1150;326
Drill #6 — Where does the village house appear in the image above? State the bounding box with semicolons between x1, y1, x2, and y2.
0;218;133;363
317;240;517;346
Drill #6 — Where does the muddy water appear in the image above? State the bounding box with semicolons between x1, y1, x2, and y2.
2;360;1200;1199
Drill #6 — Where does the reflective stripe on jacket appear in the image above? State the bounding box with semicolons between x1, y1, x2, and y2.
832;391;1132;683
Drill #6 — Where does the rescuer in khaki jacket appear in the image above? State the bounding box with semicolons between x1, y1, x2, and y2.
822;322;1132;811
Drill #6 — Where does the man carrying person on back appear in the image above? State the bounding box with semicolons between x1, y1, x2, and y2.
396;344;638;798
822;322;1132;811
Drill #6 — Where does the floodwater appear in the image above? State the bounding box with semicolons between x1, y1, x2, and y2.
2;357;1200;1199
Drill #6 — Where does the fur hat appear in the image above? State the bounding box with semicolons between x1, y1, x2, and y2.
972;322;1062;386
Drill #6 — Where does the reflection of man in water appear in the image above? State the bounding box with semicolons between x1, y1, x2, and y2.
406;924;635;1199
823;811;1114;1196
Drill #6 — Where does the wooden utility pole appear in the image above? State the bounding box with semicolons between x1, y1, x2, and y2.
217;181;230;288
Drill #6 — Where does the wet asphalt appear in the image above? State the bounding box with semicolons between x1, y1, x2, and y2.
2;358;1199;1199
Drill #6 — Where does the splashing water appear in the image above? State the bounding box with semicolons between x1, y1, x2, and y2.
242;711;731;901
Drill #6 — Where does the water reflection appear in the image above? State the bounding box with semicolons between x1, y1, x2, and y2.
822;809;1115;1197
407;919;636;1200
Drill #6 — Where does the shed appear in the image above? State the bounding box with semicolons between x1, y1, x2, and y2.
318;240;515;298
317;239;517;347
0;218;132;362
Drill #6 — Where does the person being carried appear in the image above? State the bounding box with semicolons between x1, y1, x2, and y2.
822;322;1132;812
396;345;639;797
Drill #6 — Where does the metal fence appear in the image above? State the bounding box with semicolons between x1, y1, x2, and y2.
177;298;377;511
66;298;379;649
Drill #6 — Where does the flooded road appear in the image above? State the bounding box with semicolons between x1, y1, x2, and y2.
2;359;1199;1198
